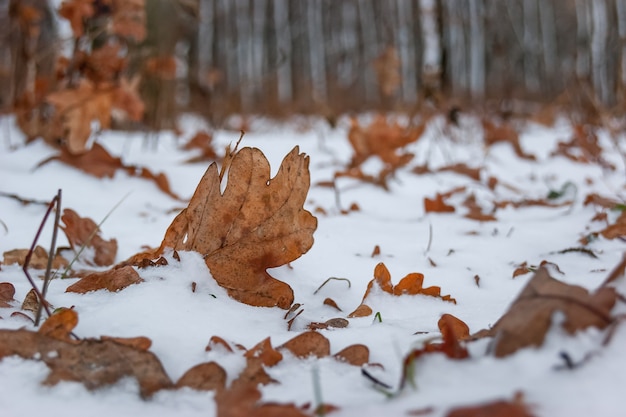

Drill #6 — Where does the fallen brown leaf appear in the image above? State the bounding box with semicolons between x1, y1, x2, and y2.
0;283;16;308
424;194;455;213
446;392;534;417
279;331;330;359
176;362;226;391
38;143;180;200
38;308;78;342
487;267;616;357
61;208;118;266
3;245;68;270
334;344;369;366
66;265;143;293
132;146;317;309
0;328;172;398
349;263;456;317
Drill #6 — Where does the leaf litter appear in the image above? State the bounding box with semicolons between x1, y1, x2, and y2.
1;114;626;416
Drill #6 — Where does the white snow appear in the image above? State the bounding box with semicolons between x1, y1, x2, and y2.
0;113;625;416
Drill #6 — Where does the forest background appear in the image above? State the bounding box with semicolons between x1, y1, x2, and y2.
2;0;626;134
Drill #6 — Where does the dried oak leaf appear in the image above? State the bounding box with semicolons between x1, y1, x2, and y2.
446;392;534;417
183;130;219;163
349;263;456;317
61;208;118;266
486;267;616;357
400;313;469;389
38;308;78;342
46;80;113;155
279;331;330;359
600;211;626;240
175;361;226;391
58;0;95;37
3;245;68;270
424;193;455;213
38;143;180;200
66;265;143;293
334;344;369;366
0;328;172;398
134;146;317;309
347;115;424;169
0;283;16;308
552;124;613;170
482;119;535;160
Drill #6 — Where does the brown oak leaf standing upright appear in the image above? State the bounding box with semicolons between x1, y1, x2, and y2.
134;146;317;309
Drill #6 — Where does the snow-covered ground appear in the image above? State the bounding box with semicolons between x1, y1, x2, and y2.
0;113;625;416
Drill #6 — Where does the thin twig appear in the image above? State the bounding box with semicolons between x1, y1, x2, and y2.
424;222;433;254
313;277;352;294
36;189;62;325
0;191;50;206
23;196;58;321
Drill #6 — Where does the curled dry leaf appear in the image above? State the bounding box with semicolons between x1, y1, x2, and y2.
279;331;330;359
175;362;226;391
348;304;373;318
100;336;152;351
61;208;118;267
599;211;626;240
400;314;470;390
58;0;95;37
3;245;68;270
206;335;234;353
66;265;143;293
307;318;349;331
323;298;342;311
245;337;283;367
446;392;534;417
133;146;317;309
349;263;456;317
424;194;455;214
0;282;16;308
334;344;370;366
482;119;535;160
0;328;172;398
486;267;617;357
38;308;78;342
38;143;180;200
183;131;219;163
46;80;113;154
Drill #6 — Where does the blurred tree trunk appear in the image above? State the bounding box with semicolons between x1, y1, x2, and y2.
420;0;442;100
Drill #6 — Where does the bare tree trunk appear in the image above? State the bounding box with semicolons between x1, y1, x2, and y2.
307;0;327;102
397;0;417;104
538;0;558;94
443;0;468;97
468;0;485;98
273;0;292;104
420;0;442;99
575;0;591;82
617;0;626;104
357;0;379;103
591;0;610;104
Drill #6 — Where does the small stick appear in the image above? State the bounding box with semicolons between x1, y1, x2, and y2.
23;195;59;321
313;277;352;294
36;189;62;325
424;222;433;254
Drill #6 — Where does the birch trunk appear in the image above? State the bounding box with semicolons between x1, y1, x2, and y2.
420;0;442;98
468;0;485;98
591;0;610;104
307;0;327;101
397;0;417;103
617;0;626;102
273;0;292;103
